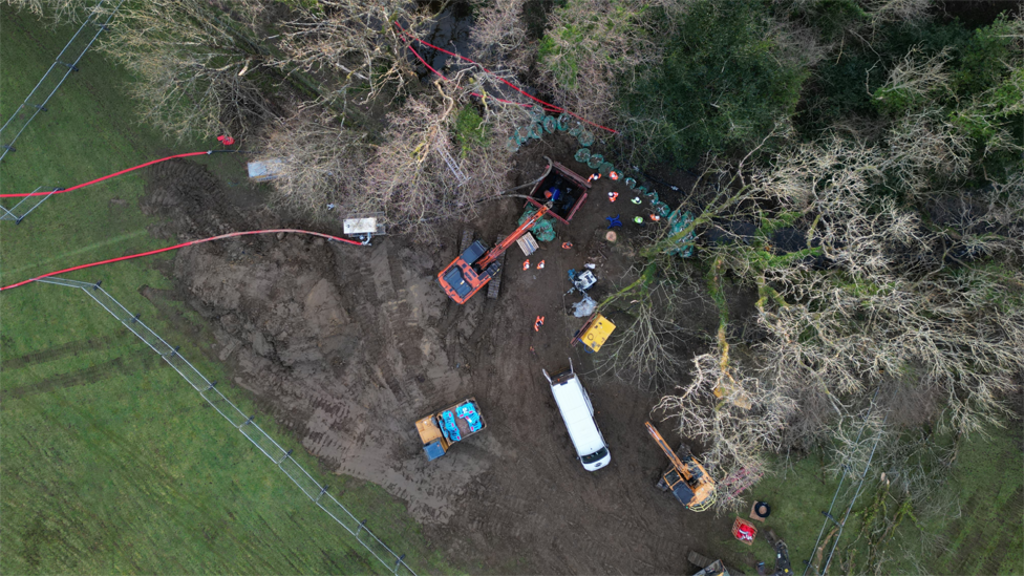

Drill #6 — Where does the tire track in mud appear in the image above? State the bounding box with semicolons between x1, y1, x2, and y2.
2;333;134;370
364;245;428;410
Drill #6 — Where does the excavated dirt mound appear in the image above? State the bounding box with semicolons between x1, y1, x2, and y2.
152;145;752;574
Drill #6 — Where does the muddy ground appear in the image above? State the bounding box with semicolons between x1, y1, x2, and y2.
140;138;759;574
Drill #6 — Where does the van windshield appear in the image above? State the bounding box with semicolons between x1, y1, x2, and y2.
581;447;608;464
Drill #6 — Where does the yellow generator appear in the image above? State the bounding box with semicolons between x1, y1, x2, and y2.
572;313;616;353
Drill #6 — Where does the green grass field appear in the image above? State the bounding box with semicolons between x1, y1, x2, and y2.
1;6;454;575
724;428;1024;575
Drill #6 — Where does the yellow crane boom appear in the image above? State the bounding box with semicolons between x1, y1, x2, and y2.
645;421;688;475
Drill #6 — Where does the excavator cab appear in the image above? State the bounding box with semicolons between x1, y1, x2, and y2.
659;457;715;511
440;241;491;301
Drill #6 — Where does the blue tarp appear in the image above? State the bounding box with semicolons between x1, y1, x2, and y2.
456;403;483;432
441;410;462;442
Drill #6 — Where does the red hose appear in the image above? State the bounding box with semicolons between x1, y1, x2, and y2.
1;151;214;198
394;22;617;134
396;29;538;110
0;229;365;292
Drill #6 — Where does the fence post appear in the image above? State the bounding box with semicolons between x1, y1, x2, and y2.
394;554;406;574
316;484;330;504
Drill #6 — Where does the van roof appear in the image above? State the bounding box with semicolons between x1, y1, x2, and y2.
550;375;605;456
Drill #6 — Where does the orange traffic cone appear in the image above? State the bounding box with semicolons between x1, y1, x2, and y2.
523;260;530;271
537;260;546;270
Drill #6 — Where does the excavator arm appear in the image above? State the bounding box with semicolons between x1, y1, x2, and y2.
476;203;551;270
645;421;689;477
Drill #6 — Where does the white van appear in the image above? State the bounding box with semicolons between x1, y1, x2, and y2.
543;359;612;471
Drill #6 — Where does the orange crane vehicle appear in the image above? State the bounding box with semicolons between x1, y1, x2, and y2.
438;202;552;304
645;421;717;512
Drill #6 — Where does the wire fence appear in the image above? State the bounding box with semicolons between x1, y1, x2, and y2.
35;275;420;576
801;389;885;576
0;0;124;162
0;186;63;223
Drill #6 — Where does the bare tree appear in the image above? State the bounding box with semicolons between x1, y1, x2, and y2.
90;0;277;140
470;0;533;75
358;74;522;234
866;0;936;25
4;0;85;23
269;0;429;101
596;269;710;391
872;47;953;115
256;110;367;221
655;347;797;512
740;132;1024;443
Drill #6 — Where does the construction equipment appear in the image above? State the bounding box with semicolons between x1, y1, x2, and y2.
571;313;615;353
438;203;552;304
416;398;487;461
342;212;386;246
688;551;742;576
762;529;792;575
645;421;717;512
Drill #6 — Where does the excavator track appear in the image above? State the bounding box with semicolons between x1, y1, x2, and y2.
487;234;507;299
459;229;474;253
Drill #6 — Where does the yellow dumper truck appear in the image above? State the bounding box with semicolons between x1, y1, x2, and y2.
416;398;487;461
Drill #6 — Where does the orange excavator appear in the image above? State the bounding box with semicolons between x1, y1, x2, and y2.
645;421;717;512
438;203;552;304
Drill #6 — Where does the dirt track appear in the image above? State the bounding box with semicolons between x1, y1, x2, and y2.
144;143;747;574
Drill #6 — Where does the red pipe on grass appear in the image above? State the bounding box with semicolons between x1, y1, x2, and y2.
1;151;215;198
0;229;365;292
